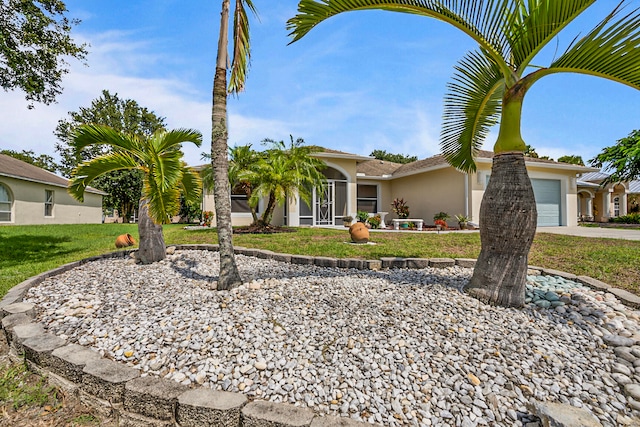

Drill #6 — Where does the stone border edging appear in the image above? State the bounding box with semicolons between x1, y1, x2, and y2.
0;244;633;426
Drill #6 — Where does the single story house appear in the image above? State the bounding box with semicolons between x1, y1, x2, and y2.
0;154;105;225
200;149;597;228
577;171;640;222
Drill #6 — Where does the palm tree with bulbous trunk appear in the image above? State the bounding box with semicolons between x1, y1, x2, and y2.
288;0;640;306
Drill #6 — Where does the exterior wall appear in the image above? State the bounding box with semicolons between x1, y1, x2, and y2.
389;168;466;227
473;163;581;227
201;193;257;227
0;177;102;225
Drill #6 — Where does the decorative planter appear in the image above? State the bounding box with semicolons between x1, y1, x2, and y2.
349;222;370;243
115;233;136;248
400;222;409;229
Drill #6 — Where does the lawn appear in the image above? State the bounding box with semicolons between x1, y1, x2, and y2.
0;223;639;298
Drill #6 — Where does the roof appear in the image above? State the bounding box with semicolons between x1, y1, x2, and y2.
630;181;640;193
312;147;373;161
579;171;610;182
0;154;105;195
356;150;596;179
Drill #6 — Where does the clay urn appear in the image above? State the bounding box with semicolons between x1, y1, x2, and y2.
349;222;370;243
115;233;136;248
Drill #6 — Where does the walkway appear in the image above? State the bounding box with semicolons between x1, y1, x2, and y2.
537;226;640;241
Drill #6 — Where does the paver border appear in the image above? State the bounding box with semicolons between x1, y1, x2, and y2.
1;244;634;426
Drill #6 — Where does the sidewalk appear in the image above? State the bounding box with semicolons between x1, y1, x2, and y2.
537;226;640;241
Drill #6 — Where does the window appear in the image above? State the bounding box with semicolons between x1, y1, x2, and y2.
45;190;54;217
231;188;259;213
357;184;378;213
0;184;12;222
614;196;620;217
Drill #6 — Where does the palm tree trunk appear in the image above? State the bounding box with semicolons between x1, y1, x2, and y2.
464;152;537;307
212;0;242;290
137;198;166;264
260;192;277;226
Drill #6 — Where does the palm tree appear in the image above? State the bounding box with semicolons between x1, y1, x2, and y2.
211;0;258;290
243;137;327;226
201;144;263;224
288;1;640;307
68;124;202;264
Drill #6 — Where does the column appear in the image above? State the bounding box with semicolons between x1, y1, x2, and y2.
621;192;628;216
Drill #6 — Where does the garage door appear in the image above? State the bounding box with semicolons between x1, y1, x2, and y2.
531;179;561;226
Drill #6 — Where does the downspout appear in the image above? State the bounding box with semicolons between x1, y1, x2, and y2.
464;173;469;217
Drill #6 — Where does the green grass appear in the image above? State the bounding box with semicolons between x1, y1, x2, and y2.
1;223;639;297
0;362;56;410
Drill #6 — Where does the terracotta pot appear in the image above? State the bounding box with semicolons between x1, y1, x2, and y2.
115;233;136;248
349;222;370;243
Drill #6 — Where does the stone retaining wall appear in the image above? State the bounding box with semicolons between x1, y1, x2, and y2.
1;244;635;426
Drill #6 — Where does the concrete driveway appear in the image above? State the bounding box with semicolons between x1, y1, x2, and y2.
537;226;640;241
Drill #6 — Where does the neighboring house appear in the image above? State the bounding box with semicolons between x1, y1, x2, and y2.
0;154;105;225
200;149;597;228
577;171;640;222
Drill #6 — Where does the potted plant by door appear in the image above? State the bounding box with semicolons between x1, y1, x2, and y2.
455;214;470;230
342;215;353;227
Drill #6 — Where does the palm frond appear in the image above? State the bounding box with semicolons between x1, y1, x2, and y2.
507;0;595;70
544;3;640;90
68;152;140;201
287;0;514;74
154;128;203;153
72;124;143;156
229;0;259;94
441;49;504;173
179;164;203;207
144;175;181;224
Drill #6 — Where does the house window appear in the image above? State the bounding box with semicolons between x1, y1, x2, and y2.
45;190;54;217
231;188;259;213
357;184;378;213
0;184;12;222
614;196;620;217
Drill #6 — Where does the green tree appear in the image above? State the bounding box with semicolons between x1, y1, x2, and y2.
68;125;202;264
370;149;417;164
1;0;87;106
288;1;640;307
523;144;539;158
591;129;640;184
0;149;60;173
557;155;585;166
243;137;327;227
211;0;258;290
55;90;166;221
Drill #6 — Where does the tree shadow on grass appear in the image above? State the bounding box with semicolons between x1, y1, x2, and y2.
0;234;74;267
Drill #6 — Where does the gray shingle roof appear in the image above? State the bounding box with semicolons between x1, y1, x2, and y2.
0;154;105;195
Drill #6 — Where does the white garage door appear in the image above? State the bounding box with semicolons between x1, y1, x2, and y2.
531;179;561;226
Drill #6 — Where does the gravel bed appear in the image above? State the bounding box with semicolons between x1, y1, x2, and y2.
24;250;640;426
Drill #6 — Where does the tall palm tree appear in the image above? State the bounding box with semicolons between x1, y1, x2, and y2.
243;137;327;226
201;144;263;224
212;0;258;290
288;1;640;307
68;124;202;264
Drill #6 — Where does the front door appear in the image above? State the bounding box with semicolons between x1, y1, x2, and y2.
315;181;334;225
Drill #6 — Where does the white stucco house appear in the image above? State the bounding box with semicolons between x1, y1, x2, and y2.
0;154;105;225
200;149;598;228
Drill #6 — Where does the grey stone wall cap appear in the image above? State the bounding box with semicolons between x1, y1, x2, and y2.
52;343;103;365
13;322;45;341
609;288;640;309
83;358;140;383
576;276;611;291
2;302;35;317
1;312;32;331
22;333;66;353
242;401;315;426
178;388;247;411
126;375;188;398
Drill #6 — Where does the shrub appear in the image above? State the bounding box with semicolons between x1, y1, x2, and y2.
611;213;640;224
434;219;448;229
368;215;382;229
391;198;409;219
356;210;370;223
202;211;214;227
433;211;450;221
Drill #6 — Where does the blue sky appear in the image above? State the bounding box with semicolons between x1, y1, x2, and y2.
2;1;639;168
